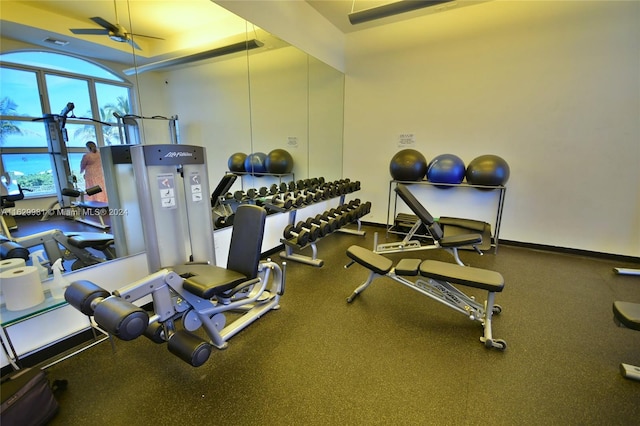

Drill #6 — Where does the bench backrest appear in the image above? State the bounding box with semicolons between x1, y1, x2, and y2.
227;204;266;279
395;184;444;241
211;173;238;208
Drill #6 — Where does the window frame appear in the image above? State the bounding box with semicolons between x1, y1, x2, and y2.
0;50;134;198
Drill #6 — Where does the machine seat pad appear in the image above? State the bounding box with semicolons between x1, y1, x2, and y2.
395;258;422;276
613;301;640;331
66;232;114;249
439;233;482;248
173;264;249;299
75;201;108;209
347;245;393;275
419;260;504;292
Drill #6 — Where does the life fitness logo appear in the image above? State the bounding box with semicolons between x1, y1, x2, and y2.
164;151;193;158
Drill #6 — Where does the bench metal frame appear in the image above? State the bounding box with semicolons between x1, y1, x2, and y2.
346;246;506;350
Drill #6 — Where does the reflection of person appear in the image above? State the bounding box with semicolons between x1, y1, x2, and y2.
80;141;107;202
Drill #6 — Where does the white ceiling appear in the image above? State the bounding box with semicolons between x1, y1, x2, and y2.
0;0;486;66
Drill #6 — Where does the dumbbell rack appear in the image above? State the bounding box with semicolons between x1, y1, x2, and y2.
279;195;372;267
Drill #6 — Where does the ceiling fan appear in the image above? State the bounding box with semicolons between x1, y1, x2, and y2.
70;1;164;50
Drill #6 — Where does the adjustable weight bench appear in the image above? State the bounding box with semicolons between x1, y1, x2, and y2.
377;184;489;266
612;301;640;381
346;245;506;350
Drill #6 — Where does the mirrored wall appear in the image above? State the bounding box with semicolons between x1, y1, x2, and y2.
0;1;344;267
130;15;345;192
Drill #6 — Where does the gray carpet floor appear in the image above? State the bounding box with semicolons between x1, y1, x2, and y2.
45;225;640;425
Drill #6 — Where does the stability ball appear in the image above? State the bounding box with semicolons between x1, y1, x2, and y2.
465;154;510;189
389;149;428;181
244;152;268;175
427;154;466;188
265;149;294;174
228;152;247;173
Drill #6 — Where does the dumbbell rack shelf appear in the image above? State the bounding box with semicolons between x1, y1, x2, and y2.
279;195;370;267
231;171;295;190
386;180;507;253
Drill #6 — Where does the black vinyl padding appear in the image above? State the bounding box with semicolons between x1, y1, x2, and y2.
395;184;437;227
66;232;114;249
74;201;108;209
347;245;393;275
395;258;422;276
176;264;251;299
227;204;266;280
613;301;640;331
395;184;483;246
419;260;504;292
0;239;29;260
179;204;267;299
211;173;237;207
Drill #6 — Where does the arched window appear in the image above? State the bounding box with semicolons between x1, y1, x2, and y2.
0;51;133;198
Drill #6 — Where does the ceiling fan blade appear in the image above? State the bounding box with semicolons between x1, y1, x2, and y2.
129;33;165;41
90;17;118;32
70;28;110;35
127;38;142;51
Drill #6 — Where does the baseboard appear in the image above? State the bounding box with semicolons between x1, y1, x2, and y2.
499;240;639;263
360;221;639;263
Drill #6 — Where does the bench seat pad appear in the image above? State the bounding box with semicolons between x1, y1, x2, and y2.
347;245;393;275
613;301;640;331
66;232;114;248
395;258;422;276
420;260;504;292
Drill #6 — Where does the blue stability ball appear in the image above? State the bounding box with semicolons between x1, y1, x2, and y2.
244;152;268;175
465;154;510;189
228;152;247;173
265;149;294;174
427;154;466;188
389;149;428;181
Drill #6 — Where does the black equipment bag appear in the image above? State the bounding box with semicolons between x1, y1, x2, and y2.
1;367;59;426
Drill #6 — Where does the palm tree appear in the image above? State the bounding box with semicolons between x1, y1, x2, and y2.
73;96;131;145
0;97;23;146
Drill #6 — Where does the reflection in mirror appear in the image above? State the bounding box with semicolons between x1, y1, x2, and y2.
308;56;345;181
247;43;309;186
1;1;345;274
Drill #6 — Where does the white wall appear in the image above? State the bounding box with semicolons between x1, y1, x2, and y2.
342;1;640;256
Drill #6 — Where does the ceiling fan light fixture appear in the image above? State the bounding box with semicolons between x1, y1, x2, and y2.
348;0;456;25
108;33;128;43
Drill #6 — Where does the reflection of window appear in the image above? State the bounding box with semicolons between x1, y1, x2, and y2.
0;51;132;198
2;153;56;195
46;74;93;118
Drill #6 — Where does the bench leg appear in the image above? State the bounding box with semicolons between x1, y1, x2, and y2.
347;270;378;303
479;292;507;350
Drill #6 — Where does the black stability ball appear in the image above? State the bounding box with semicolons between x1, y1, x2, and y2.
228;152;247;173
265;149;294;174
465;154;510;189
389;149;428;181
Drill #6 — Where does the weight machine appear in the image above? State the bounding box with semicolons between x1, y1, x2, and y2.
0;184;115;269
34;102;111;212
113;113;179;146
65;144;285;367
